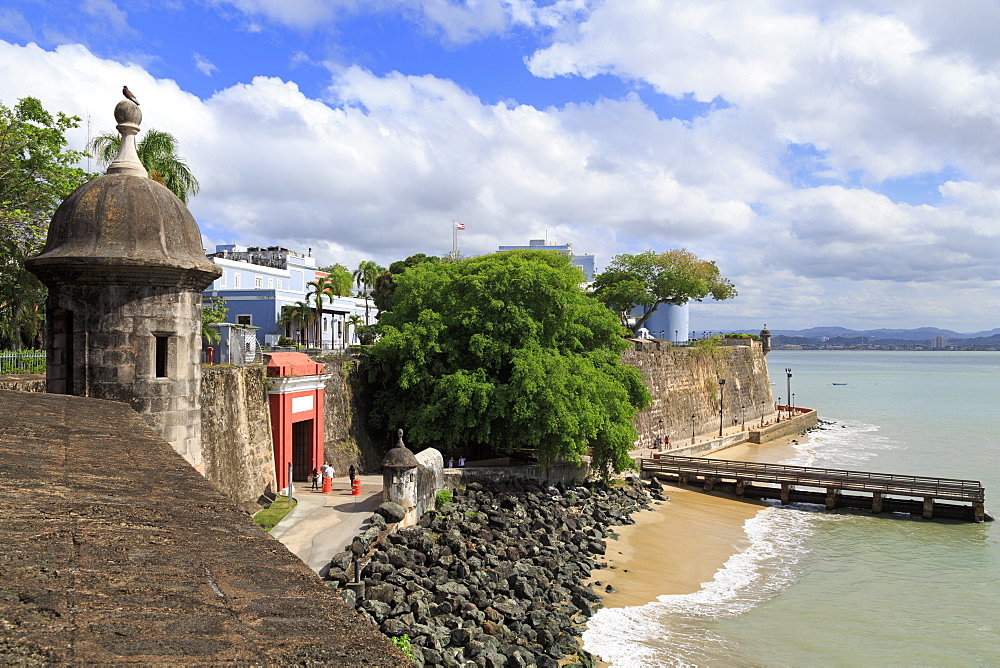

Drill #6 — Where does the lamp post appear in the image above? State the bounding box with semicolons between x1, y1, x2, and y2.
718;379;726;438
741;404;746;431
777;397;782;422
675;330;679;343
658;418;663;450
690;413;696;444
785;368;792;420
792;393;795;417
760;400;765;427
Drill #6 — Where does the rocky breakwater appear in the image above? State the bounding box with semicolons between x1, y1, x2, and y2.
326;477;662;667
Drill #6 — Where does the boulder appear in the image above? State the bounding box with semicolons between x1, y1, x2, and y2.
376;501;407;524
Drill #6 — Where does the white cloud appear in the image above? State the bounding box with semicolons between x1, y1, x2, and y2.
193;53;218;76
2;28;999;332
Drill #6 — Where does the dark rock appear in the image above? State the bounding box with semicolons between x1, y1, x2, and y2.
376;501;407;524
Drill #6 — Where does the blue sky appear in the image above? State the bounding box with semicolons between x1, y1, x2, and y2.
2;1;999;331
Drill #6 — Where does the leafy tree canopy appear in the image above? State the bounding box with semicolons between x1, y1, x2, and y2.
593;249;737;334
0;97;91;349
364;250;651;477
372;253;441;313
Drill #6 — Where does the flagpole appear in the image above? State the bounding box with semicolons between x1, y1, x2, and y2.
452;220;457;257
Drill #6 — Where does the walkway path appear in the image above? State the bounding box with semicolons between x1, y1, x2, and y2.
270;474;384;576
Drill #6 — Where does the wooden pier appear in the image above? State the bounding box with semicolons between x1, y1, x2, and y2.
641;455;991;523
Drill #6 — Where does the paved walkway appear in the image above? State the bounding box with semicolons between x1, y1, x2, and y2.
270;474;385;577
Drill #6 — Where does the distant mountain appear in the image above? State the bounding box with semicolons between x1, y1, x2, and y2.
736;327;1000;340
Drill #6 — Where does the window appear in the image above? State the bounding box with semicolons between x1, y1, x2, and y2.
277;280;281;290
220;270;227;288
155;335;169;378
234;273;241;288
268;277;274;289
323;318;328;332
254;276;263;289
237;315;252;326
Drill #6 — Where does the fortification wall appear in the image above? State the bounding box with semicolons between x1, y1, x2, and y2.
625;341;774;448
200;365;276;510
322;360;384;474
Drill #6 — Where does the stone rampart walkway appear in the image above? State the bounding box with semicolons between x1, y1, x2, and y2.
0;389;408;666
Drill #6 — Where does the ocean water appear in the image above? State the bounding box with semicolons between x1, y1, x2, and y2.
585;351;1000;666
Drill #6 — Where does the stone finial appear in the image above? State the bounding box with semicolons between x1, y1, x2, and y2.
106;100;148;178
381;429;418;470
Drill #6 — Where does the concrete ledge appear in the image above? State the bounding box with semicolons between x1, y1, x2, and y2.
442;460;590;488
749;409;818;443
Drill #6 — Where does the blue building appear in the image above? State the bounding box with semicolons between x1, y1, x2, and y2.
202;244;368;350
497;239;596;282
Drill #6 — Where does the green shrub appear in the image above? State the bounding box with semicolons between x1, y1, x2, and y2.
435;489;453;507
391;634;415;661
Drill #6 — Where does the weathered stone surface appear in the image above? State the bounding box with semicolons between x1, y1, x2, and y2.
0;389;409;667
200;365;276;510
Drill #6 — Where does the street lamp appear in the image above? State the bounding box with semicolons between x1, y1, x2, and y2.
760;400;765;427
718;379;726;438
658;418;663;450
785;368;792;420
741;404;746;431
690;413;696;444
792;393;795;417
777;397;782;422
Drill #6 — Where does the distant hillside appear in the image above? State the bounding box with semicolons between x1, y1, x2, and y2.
737;326;1000;341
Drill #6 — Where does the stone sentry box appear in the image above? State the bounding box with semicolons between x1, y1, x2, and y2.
27;99;221;471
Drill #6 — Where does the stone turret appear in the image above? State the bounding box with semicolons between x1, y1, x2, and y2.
27;98;221;472
381;429;419;523
760;324;772;355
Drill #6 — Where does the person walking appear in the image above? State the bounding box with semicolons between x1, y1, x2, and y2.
320;462;334;493
348;465;356;482
309;467;320;490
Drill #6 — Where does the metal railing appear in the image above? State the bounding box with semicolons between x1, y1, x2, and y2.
641;455;985;502
0;350;45;374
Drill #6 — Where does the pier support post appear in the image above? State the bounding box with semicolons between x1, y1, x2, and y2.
825;487;838;510
974;502;985;523
735;480;746;497
922;497;934;520
704;476;715;491
678;474;687;486
780;483;790;504
872;491;883;514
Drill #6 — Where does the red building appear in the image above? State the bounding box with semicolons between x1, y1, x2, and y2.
266;353;330;491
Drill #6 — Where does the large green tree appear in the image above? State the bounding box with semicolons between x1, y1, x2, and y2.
89;128;199;203
0;97;91;349
364;250;651;477
372;253;441;313
593;249;738;335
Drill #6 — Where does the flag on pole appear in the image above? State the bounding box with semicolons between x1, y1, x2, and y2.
455;222;465;230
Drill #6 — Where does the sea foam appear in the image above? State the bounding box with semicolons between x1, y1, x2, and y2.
583;420;880;666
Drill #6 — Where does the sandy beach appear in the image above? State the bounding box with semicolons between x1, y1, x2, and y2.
590;434;808;609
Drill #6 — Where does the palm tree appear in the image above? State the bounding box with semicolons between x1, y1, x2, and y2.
89;129;200;203
306;276;338;349
278;302;314;347
353;260;385;325
346;314;364;346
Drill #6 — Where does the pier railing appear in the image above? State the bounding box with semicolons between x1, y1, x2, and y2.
641;455;985;503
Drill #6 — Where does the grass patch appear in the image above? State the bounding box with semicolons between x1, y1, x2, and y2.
253;496;297;531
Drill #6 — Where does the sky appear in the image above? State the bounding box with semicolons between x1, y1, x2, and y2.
1;0;999;333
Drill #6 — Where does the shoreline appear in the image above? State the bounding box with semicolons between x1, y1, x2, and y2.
589;433;808;609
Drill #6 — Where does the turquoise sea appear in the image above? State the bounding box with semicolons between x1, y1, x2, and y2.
585;350;1000;666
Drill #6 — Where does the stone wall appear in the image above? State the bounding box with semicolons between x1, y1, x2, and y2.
0;374;45;392
414;447;444;520
441;461;591;489
750;408;818;443
625;341;774;448
200;365;276;510
322;359;384;475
